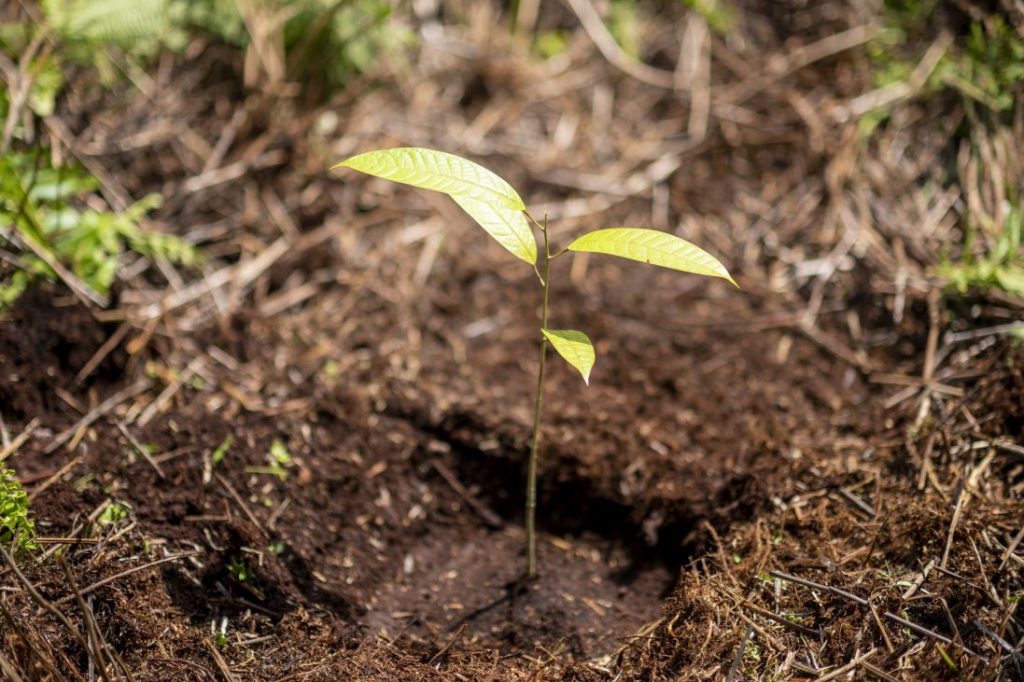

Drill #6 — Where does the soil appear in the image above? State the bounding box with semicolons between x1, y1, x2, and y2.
2;2;1023;680
4;263;1021;679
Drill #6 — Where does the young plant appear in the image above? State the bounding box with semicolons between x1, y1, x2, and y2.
0;466;36;553
0;149;197;311
334;148;735;577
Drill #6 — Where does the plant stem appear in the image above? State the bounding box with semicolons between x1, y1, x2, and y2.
526;214;551;578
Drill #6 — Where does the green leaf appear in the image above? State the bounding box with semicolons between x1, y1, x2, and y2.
28;168;98;202
270;439;293;465
568;228;736;285
333;147;526;210
97;502;128;525
451;194;536;264
541;329;595;384
211;434;233;465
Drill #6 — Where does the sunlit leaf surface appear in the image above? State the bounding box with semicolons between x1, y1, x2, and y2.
541;328;595;384
451;194;537;264
568;227;735;285
334;147;526;210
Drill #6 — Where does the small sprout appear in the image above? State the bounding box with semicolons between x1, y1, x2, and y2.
268;541;285;556
270;440;293;466
211;434;234;466
334;147;736;577
245;439;293;480
97;502;128;525
213;616;229;647
935;643;959;672
227;558;254;583
0;466;36;552
321;359;341;380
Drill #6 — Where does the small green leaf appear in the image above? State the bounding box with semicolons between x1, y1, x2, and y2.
227;558;254;582
451;194;536;264
568;227;736;285
28;169;98;202
211;434;233;465
542;329;595;384
270;439;293;465
333;147;526;210
97;502;128;525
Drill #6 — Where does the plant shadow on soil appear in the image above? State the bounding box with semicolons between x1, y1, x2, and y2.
360;416;690;657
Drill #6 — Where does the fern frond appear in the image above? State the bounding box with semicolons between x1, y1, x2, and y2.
43;0;184;53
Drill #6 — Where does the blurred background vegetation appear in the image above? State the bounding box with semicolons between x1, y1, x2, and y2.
1;0;1021;313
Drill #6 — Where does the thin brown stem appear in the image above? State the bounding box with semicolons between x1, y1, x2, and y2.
526;214;551;577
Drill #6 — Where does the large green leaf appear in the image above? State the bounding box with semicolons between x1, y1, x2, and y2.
334;147;526;210
451;194;536;264
567;228;736;285
541;329;595;384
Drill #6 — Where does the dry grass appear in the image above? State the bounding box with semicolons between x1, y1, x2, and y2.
0;0;1022;679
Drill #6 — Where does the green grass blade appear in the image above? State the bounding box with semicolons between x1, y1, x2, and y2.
568;227;736;285
333;147;525;210
541;329;595;384
451;194;536;264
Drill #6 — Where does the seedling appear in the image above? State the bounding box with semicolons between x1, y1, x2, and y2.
0;466;36;552
227;558;255;583
245;439;293;480
97;501;129;525
0;149;196;311
211;434;234;466
334;148;735;577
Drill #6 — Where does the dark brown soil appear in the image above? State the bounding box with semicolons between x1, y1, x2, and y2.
2;1;1023;680
4;264;1021;679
